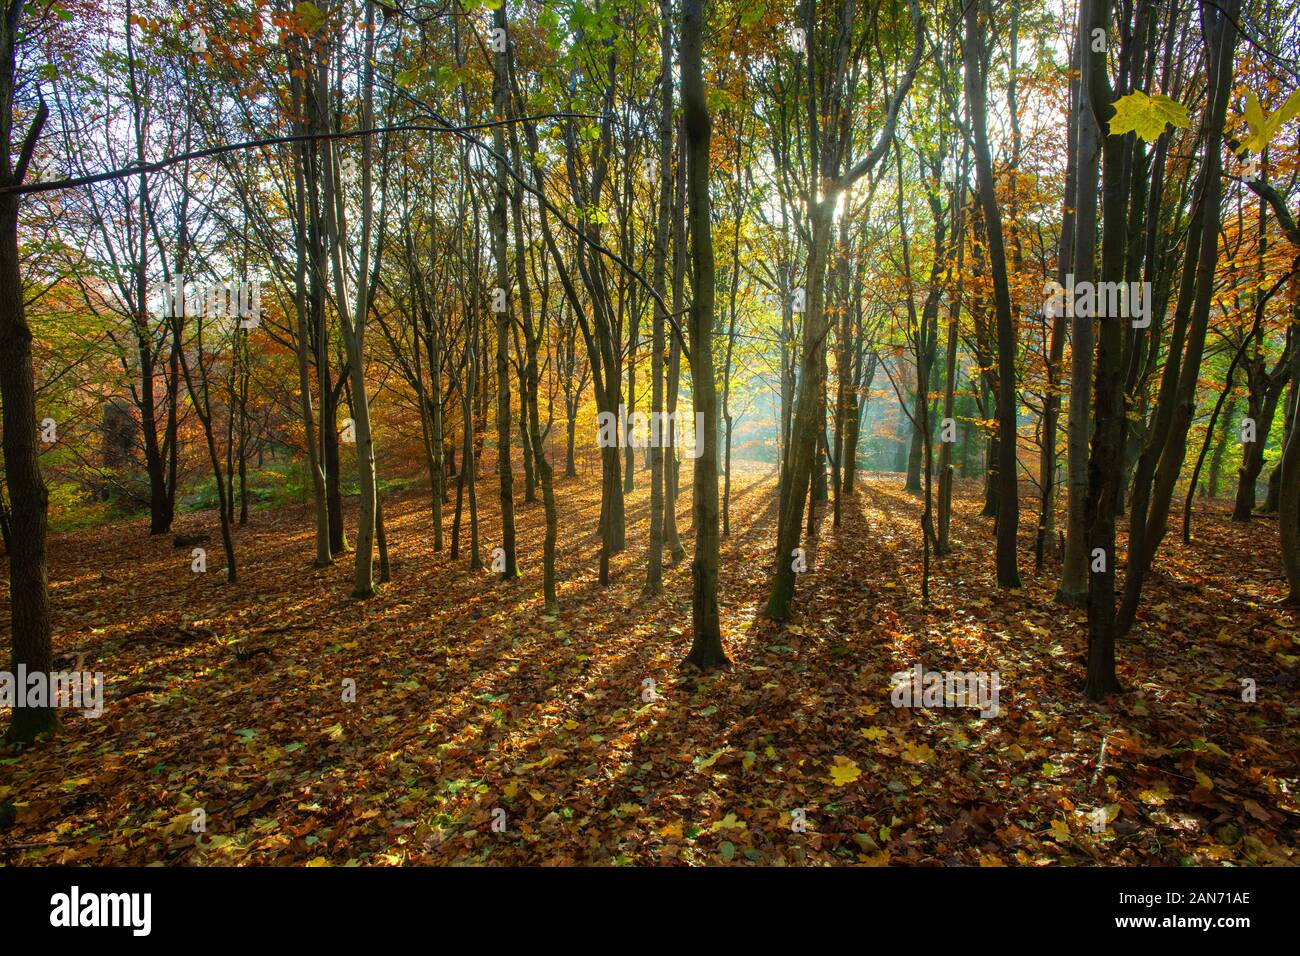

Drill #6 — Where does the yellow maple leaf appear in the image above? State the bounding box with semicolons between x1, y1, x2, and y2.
828;756;862;786
903;742;935;764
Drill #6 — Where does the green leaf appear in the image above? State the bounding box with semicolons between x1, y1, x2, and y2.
296;1;326;33
1108;91;1189;142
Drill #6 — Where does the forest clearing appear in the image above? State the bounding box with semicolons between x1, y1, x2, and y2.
2;463;1296;866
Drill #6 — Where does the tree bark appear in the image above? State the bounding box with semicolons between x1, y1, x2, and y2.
680;0;728;669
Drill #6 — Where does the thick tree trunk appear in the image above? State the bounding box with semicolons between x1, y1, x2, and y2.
1232;382;1283;521
766;202;834;620
0;97;58;741
1281;366;1300;602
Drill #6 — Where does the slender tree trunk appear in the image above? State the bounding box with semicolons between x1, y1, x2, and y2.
1037;40;1079;570
665;137;686;565
1117;0;1239;636
680;0;727;669
330;5;379;599
1057;0;1099;606
490;1;519;580
645;0;672;595
965;4;1021;588
938;248;962;556
1207;395;1236;500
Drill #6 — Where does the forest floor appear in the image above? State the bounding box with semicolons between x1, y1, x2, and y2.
1;460;1297;865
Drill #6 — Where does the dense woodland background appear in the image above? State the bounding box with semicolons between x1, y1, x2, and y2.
0;0;1297;865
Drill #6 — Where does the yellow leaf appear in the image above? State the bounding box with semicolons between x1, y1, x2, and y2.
709;812;746;832
659;821;683;839
828;756;862;786
1050;819;1072;843
903;742;935;764
1109;90;1190;141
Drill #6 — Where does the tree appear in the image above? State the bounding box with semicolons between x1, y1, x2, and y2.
963;0;1020;590
680;0;727;669
0;1;55;743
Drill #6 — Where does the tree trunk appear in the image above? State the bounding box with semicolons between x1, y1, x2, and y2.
1057;0;1100;607
680;0;727;669
965;5;1021;589
490;0;519;580
0;82;57;742
645;0;672;596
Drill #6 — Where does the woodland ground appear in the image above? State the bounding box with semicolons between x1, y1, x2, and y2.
0;461;1297;865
